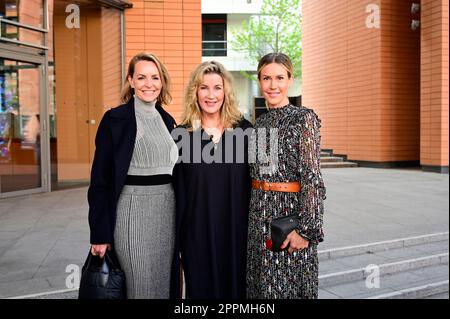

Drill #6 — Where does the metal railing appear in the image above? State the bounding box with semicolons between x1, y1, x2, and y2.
202;40;227;57
0;18;48;50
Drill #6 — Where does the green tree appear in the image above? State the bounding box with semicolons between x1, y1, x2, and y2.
230;0;302;81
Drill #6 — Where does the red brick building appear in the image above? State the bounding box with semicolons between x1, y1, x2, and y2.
302;0;448;173
0;0;202;198
1;0;447;198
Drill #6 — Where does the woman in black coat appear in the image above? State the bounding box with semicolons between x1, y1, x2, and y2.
88;52;178;298
171;61;252;299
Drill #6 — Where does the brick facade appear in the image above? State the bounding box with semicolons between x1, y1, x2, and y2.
420;0;449;171
125;0;202;122
303;0;448;171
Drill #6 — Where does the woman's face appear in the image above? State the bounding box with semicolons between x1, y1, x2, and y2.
259;63;293;108
128;60;162;103
197;73;225;118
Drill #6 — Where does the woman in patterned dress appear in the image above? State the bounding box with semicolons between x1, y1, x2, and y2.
246;52;326;299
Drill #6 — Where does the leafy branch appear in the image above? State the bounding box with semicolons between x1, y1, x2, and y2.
230;0;302;81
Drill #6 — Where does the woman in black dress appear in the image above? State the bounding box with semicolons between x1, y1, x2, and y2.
171;61;252;299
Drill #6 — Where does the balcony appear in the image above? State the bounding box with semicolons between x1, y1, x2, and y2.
202;40;227;57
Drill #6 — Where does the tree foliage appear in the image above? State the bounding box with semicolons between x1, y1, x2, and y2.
231;0;302;81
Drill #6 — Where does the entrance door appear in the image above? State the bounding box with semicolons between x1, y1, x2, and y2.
0;55;47;197
53;5;121;183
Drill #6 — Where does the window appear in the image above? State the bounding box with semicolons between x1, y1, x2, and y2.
0;0;46;48
202;14;227;57
0;0;19;40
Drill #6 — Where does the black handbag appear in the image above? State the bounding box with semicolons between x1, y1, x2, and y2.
78;249;127;299
269;214;300;252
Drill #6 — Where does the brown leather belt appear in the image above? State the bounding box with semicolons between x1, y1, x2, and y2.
252;180;301;193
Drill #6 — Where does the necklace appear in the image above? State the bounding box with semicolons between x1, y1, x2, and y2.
203;126;221;145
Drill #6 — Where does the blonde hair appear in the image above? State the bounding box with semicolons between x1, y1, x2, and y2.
121;52;172;105
257;52;294;80
181;61;242;130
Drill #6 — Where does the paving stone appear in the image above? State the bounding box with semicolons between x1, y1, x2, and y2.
330;253;389;271
409;264;450;280
318;259;350;274
413;241;449;254
1;168;448;298
373;246;437;262
380;270;428;289
0;277;52;298
318;288;341;299
425;292;449;299
322;279;396;299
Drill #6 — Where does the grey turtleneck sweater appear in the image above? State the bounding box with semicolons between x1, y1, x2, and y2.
127;96;178;176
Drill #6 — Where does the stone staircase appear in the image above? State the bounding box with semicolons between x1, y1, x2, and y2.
10;233;449;300
318;232;449;299
321;149;358;168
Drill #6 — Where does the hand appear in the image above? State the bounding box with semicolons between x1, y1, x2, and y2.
280;231;309;254
91;244;111;258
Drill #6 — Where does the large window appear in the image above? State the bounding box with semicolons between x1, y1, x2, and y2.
202;14;227;57
0;0;45;48
0;58;43;193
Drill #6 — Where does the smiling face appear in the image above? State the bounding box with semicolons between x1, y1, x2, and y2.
128;60;162;103
259;62;293;108
197;73;225;117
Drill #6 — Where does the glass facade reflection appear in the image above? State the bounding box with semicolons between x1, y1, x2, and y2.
0;0;45;47
0;59;42;192
0;0;123;196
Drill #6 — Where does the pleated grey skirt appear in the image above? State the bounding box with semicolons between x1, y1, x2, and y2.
114;184;175;299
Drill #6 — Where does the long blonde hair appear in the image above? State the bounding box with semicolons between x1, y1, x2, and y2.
120;52;172;105
181;61;242;130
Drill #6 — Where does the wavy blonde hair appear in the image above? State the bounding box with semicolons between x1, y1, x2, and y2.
120;52;172;105
181;61;242;130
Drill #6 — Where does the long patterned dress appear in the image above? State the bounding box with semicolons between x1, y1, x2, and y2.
246;104;326;299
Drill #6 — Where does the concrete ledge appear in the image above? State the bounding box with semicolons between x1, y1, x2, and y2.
319;253;449;287
319;232;449;260
367;280;449;299
352;160;420;169
7;288;79;299
321;157;344;163
422;165;449;174
321;162;358;168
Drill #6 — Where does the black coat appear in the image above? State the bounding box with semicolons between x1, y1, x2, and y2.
88;97;176;244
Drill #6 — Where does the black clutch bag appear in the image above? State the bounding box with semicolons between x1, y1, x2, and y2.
269;214;300;252
78;249;126;299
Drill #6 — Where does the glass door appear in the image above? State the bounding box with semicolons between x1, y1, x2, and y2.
0;57;47;197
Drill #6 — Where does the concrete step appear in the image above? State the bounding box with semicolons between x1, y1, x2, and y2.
12;233;450;300
319;252;448;287
321;156;344;163
321;162;358;168
28;270;449;300
319;233;449;283
319;232;449;261
8;288;79;299
319;264;449;299
321;152;332;157
424;290;449;299
318;232;449;299
367;280;449;299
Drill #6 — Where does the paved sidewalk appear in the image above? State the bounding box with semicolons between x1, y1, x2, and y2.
0;167;448;298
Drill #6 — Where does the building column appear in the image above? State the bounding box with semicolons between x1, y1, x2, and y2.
420;0;449;173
